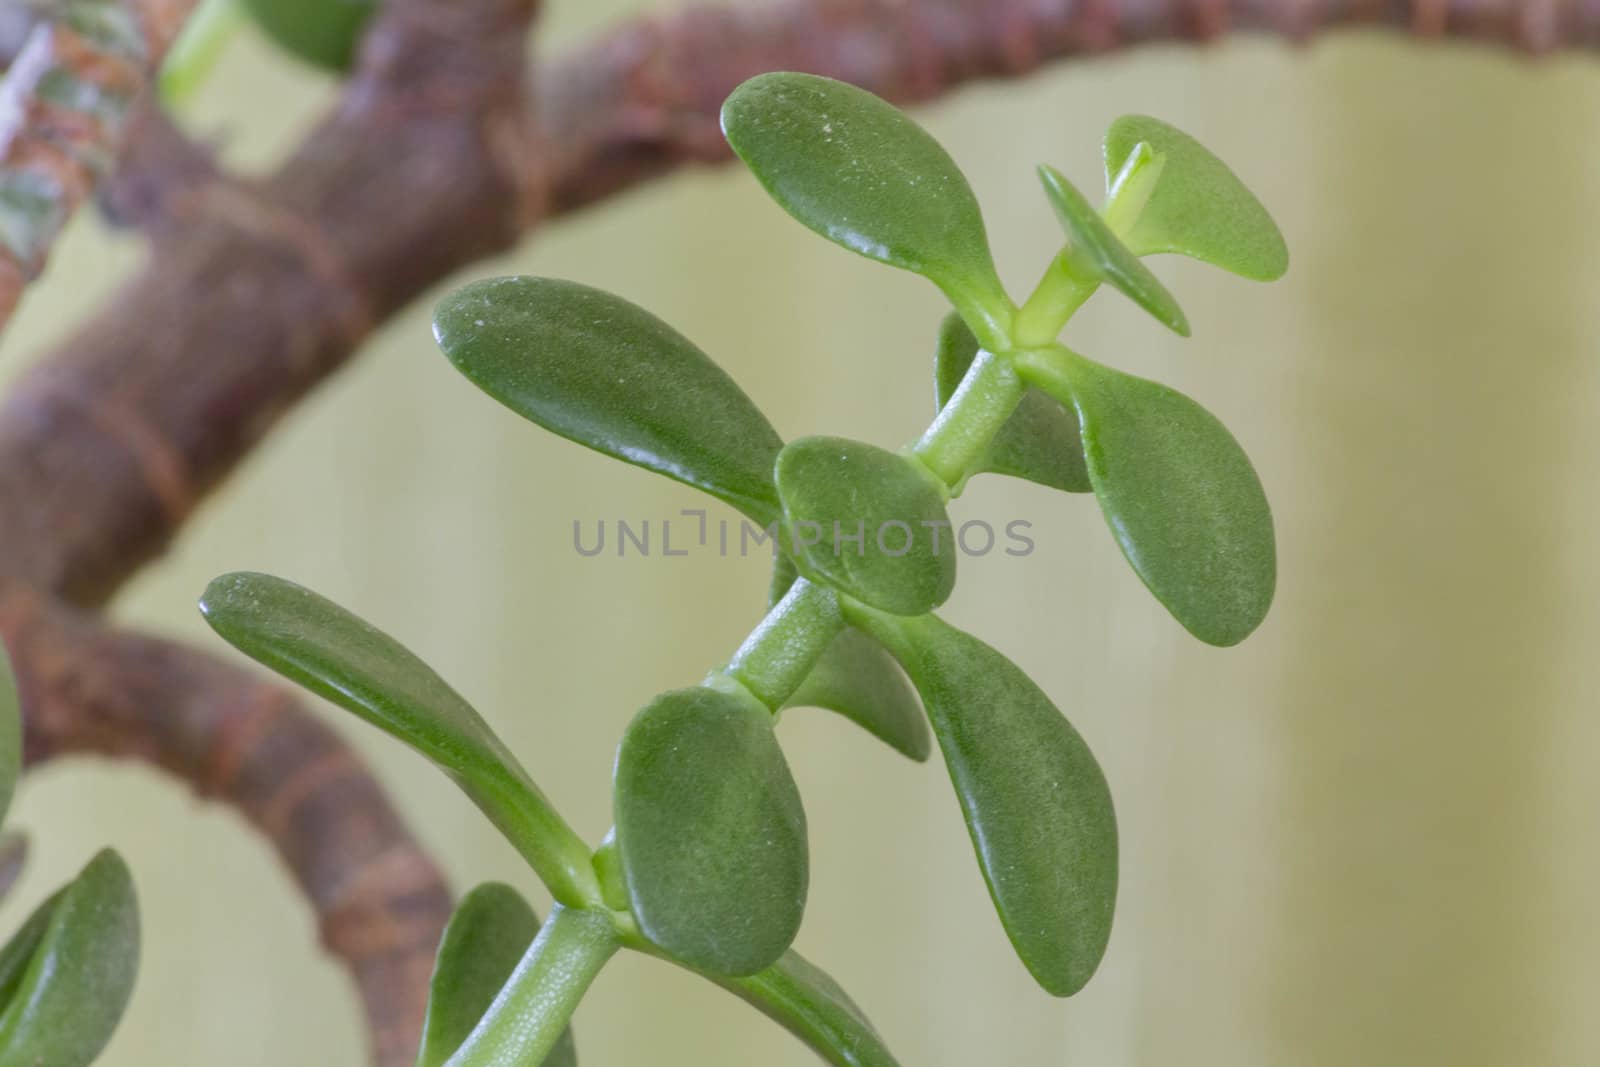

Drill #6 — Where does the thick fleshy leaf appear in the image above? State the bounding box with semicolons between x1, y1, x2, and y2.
615;686;807;976
0;849;140;1067
1036;165;1188;336
775;437;955;616
934;313;1089;493
0;649;19;831
716;949;902;1067
1023;350;1275;646
770;560;927;761
435;277;784;523
1104;115;1288;281
242;0;375;72
200;572;596;904
848;611;1117;997
722;73;1010;342
417;883;575;1067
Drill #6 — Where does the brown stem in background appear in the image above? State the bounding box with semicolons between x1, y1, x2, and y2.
0;0;1596;1061
0;0;198;332
0;591;454;1067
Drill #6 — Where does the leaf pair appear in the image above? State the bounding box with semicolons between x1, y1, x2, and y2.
0;653;141;1067
848;608;1118;996
199;572;600;906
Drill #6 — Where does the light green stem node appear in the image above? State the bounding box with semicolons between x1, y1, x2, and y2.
445;907;618;1067
1013;254;1099;348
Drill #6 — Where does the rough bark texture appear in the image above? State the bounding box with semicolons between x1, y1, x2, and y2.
0;0;1593;1063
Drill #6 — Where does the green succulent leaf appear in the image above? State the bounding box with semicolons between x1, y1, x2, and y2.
934;313;1089;493
848;609;1118;997
716;949;902;1067
435;277;785;524
1104;115;1288;281
0;649;20;832
1021;350;1275;647
615;686;808;977
769;560;927;762
775;437;955;617
417;883;576;1067
0;849;140;1067
242;0;376;72
1036;165;1189;336
199;572;598;906
721;72;1011;347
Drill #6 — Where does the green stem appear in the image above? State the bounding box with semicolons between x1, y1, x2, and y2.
479;779;603;910
725;578;843;711
1012;254;1099;348
1010;343;1083;407
912;347;1026;489
444;906;618;1067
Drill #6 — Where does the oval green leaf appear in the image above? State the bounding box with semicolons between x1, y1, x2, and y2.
770;559;927;762
934;313;1089;493
775;437;955;617
722;73;1010;344
199;572;597;906
1023;351;1275;646
615;686;808;976
1036;165;1188;335
242;0;375;72
848;611;1117;997
0;849;140;1067
715;949;902;1067
1104;115;1288;281
435;277;785;523
417;883;576;1067
0;649;20;832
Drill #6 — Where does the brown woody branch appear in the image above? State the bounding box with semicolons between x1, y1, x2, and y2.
2;0;1597;1060
0;590;454;1067
0;0;198;332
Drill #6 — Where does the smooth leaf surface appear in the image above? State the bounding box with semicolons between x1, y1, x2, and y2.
242;0;375;71
717;949;902;1067
417;883;575;1067
200;572;596;904
1104;115;1288;281
435;277;785;523
934;313;1089;493
775;437;955;616
0;649;19;831
849;610;1118;997
0;850;140;1067
722;73;1010;341
1025;351;1275;646
1036;164;1189;335
615;686;808;976
771;560;928;761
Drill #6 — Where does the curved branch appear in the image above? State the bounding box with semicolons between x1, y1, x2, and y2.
0;591;453;1067
0;0;198;333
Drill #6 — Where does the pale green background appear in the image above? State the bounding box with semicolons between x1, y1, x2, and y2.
7;5;1600;1065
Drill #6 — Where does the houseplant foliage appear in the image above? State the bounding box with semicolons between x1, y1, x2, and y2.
0;652;141;1067
201;72;1285;1066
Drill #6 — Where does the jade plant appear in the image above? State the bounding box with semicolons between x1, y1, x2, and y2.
199;72;1285;1066
0;653;141;1067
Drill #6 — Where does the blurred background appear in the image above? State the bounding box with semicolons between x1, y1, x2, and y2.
8;3;1600;1065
